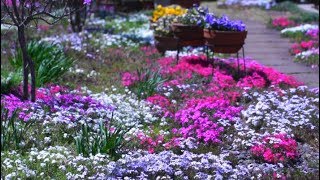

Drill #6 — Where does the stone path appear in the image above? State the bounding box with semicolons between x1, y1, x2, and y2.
243;20;319;88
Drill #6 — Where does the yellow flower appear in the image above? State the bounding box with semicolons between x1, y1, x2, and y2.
152;5;186;22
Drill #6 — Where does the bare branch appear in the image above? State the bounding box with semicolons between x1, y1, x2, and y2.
1;0;19;25
12;0;21;23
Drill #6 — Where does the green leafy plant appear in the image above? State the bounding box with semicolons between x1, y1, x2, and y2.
1;107;34;151
75;119;130;160
131;68;166;99
1;68;22;95
289;12;319;24
9;41;74;87
281;31;307;42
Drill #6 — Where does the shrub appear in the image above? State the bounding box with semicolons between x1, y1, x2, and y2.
9;41;74;87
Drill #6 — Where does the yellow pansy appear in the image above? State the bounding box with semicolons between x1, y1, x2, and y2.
152;5;187;22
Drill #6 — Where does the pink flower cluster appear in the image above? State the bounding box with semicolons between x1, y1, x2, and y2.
251;133;299;164
1;94;32;121
146;94;171;109
272;17;295;29
136;132;164;153
121;72;138;87
290;40;318;55
146;94;172;117
175;97;242;143
158;55;212;84
245;62;301;87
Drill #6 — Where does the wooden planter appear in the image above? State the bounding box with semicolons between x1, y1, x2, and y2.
204;29;247;53
171;23;204;42
154;35;179;53
172;0;201;8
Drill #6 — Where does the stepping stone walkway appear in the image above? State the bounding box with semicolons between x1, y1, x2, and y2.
243;20;319;88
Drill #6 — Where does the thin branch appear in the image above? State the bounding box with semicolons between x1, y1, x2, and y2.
1;0;19;25
12;0;21;23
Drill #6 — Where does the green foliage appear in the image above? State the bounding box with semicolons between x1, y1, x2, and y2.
75;120;130;160
9;41;74;87
281;31;307;42
271;1;319;23
289;12;319;23
1;68;22;94
1;107;34;151
131;68;166;99
271;1;301;12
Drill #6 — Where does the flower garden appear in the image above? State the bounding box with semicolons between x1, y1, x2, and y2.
1;0;319;179
268;1;319;68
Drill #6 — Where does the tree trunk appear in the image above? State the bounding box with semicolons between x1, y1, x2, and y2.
17;27;36;102
17;27;29;101
70;6;87;32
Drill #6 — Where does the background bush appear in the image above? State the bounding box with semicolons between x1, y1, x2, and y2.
9;41;74;87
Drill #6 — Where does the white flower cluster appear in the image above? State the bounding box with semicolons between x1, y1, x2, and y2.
1;146;110;180
281;24;319;34
91;92;163;135
41;13;154;53
165;47;206;57
68;66;100;78
242;87;319;135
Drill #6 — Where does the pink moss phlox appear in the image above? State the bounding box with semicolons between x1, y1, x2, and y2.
140;46;158;57
251;133;299;164
163;137;182;149
1;94;31;121
136;131;165;153
121;72;139;87
246;61;302;87
272;17;295;29
157;55;212;80
174;96;241;143
236;72;267;88
146;94;171;108
212;70;236;89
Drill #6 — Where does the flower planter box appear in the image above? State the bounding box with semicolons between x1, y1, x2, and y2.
154;35;179;53
204;29;247;53
171;0;201;8
171;23;204;43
